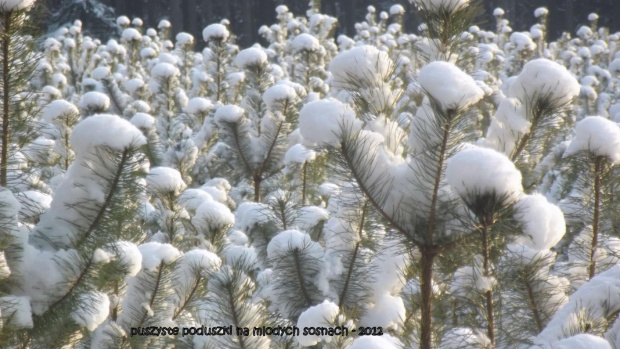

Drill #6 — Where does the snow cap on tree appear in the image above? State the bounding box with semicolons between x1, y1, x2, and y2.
235;47;268;68
146;167;187;195
514;194;566;250
446;146;523;206
296;300;339;346
299;98;362;147
564;116;620;163
418;61;484;111
410;0;471;12
509;58;580;107
0;0;35;11
329;45;392;89
202;23;229;42
70;114;146;153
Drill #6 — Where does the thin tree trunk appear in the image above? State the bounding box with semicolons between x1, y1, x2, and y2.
1;12;11;187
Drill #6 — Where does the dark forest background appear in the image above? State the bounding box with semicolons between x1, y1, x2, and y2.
43;0;620;47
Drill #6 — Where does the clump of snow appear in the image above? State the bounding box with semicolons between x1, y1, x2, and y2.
442;328;491;349
178;189;213;212
130;112;155;129
534;7;549;18
121;28;142;42
0;296;33;328
42;100;78;123
557;334;611;349
203;23;230;42
214;105;245;124
299;99;362;147
292;33;320;52
0;0;35;11
186;97;213;115
509;59;580;107
71;292;109;331
175;249;221;277
390;4;405;15
564;116;620;163
175;32;194;46
192;201;235;232
235;47;268;68
410;0;471;12
509;32;536;52
446;146;523;205
138;242;181;270
146;167;187;195
329;45;391;89
514;194;566;250
267;230;323;260
78;91;110;112
263;84;297;110
116;15;130;27
285;144;316;165
70;114;146;153
418;61;484;111
296;300;340;346
104;241;142;276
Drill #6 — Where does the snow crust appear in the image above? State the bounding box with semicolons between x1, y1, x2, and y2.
418;61;484;111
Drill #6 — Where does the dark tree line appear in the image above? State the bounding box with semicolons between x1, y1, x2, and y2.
44;0;620;47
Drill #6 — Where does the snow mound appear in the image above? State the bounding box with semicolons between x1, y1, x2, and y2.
509;59;580;107
329;45;392;89
70;114;146;152
146;167;187;195
203;23;230;42
418;61;484;111
296;300;340;346
71;292;109;331
292;33;320;52
78;91;110;111
564;116;620;163
186;97;213;115
514;194;565;250
235;47;268;68
138;242;181;270
263;84;297;110
192;201;235;231
42;100;78;122
130;112;155;129
267;230;323;260
299;99;361;147
446;146;523;205
285;144;316;165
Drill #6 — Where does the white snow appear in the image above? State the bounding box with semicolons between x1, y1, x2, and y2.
296;300;340;346
192;201;235;232
564;116;620;163
175;32;194;46
263;84;297;110
514;194;566;251
0;0;35;11
534;7;549;18
70;114;146;153
410;0;471;12
130;112;155;129
235;47;268;68
299;98;361;147
178;188;214;212
418;61;484;111
146;167;187;195
42;100;78;123
284;144;316;165
214;104;245;124
509;59;580;107
329;45;392;90
138;242;181;271
104;241;142;277
267;230;323;260
0;296;32;329
558;334;611;349
78;91;110;111
292;33;320;52
71;292;109;331
202;23;230;42
446;146;523;204
121;28;142;42
186;97;213;115
390;4;405;15
175;249;221;278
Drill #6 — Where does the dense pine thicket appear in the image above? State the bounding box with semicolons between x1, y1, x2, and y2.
2;0;620;348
